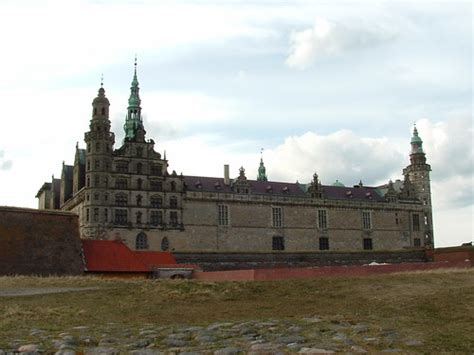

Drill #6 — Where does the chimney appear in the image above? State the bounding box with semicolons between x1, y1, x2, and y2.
224;164;230;185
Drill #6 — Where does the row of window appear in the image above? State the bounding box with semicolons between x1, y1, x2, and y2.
271;236;374;251
218;206;427;231
86;159;163;176
86;192;179;208
85;208;179;226
86;175;178;191
218;206;373;230
135;233;170;251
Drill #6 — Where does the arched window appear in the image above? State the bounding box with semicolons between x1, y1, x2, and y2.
161;237;169;251
136;232;148;250
101;107;105;115
136;194;142;206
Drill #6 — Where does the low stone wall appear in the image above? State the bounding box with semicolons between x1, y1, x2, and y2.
175;250;428;271
0;206;84;276
194;260;471;281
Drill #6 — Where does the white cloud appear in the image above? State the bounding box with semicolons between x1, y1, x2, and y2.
264;130;403;185
0;150;13;171
286;16;395;69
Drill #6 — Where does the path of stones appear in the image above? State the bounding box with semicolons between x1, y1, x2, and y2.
4;316;424;354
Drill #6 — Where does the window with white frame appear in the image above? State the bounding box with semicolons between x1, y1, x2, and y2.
218;205;229;226
318;209;328;229
272;207;282;227
362;211;372;230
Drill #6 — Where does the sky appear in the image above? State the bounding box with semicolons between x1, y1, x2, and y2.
0;0;472;247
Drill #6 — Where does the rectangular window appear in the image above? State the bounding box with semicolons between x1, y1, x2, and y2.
317;209;327;229
115;178;128;189
218;205;229;226
115;194;127;206
414;238;421;247
151;164;163;176
169;196;178;208
412;213;420;231
169;211;178;227
272;207;282;227
93;208;99;222
116;162;128;173
362;211;372;230
86;208;89;222
150;180;163;191
363;238;373;250
272;236;285;250
94;160;100;169
319;237;329;250
114;209;128;225
150;210;162;226
104;208;108;222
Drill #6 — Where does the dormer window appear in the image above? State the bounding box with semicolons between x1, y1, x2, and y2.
195;180;202;189
282;186;289;193
346;190;353;197
214;182;221;190
365;192;372;199
266;185;273;192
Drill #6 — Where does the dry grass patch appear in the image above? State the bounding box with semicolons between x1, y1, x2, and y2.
0;269;473;351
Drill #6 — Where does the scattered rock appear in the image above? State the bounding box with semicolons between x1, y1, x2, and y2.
352;324;369;334
298;347;335;354
84;347;120;354
350;345;368;353
277;335;305;344
214;347;242;355
18;344;39;353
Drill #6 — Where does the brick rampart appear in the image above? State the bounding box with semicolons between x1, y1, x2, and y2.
0;206;84;276
175;250;427;271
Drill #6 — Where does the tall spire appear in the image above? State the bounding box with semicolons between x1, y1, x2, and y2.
124;56;145;142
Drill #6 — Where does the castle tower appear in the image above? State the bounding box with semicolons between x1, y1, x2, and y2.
402;125;433;247
83;80;115;236
124;58;146;142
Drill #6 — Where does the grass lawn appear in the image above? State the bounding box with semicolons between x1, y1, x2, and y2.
0;268;473;352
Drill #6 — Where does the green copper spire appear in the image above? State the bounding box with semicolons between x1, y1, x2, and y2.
410;124;424;154
124;56;145;141
257;156;268;181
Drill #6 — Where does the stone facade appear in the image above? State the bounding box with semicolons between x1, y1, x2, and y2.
37;64;434;253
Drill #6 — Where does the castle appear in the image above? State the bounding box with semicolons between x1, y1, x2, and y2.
36;63;434;252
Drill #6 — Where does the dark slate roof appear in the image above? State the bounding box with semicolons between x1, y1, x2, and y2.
184;176;306;197
184;176;384;202
320;185;384;202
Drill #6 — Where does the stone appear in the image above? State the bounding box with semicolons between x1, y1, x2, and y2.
55;350;76;355
207;322;234;331
214;347;242;355
84;347;120;354
405;339;423;346
130;350;164;355
298;348;335;354
139;330;158;337
302;317;322;323
163;339;188;347
277;336;305;344
350;345;368;353
72;326;89;330
352;324;369;334
18;344;39;352
134;339;151;348
195;335;216;344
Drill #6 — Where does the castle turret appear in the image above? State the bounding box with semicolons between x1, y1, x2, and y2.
402;125;433;247
83;79;115;234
